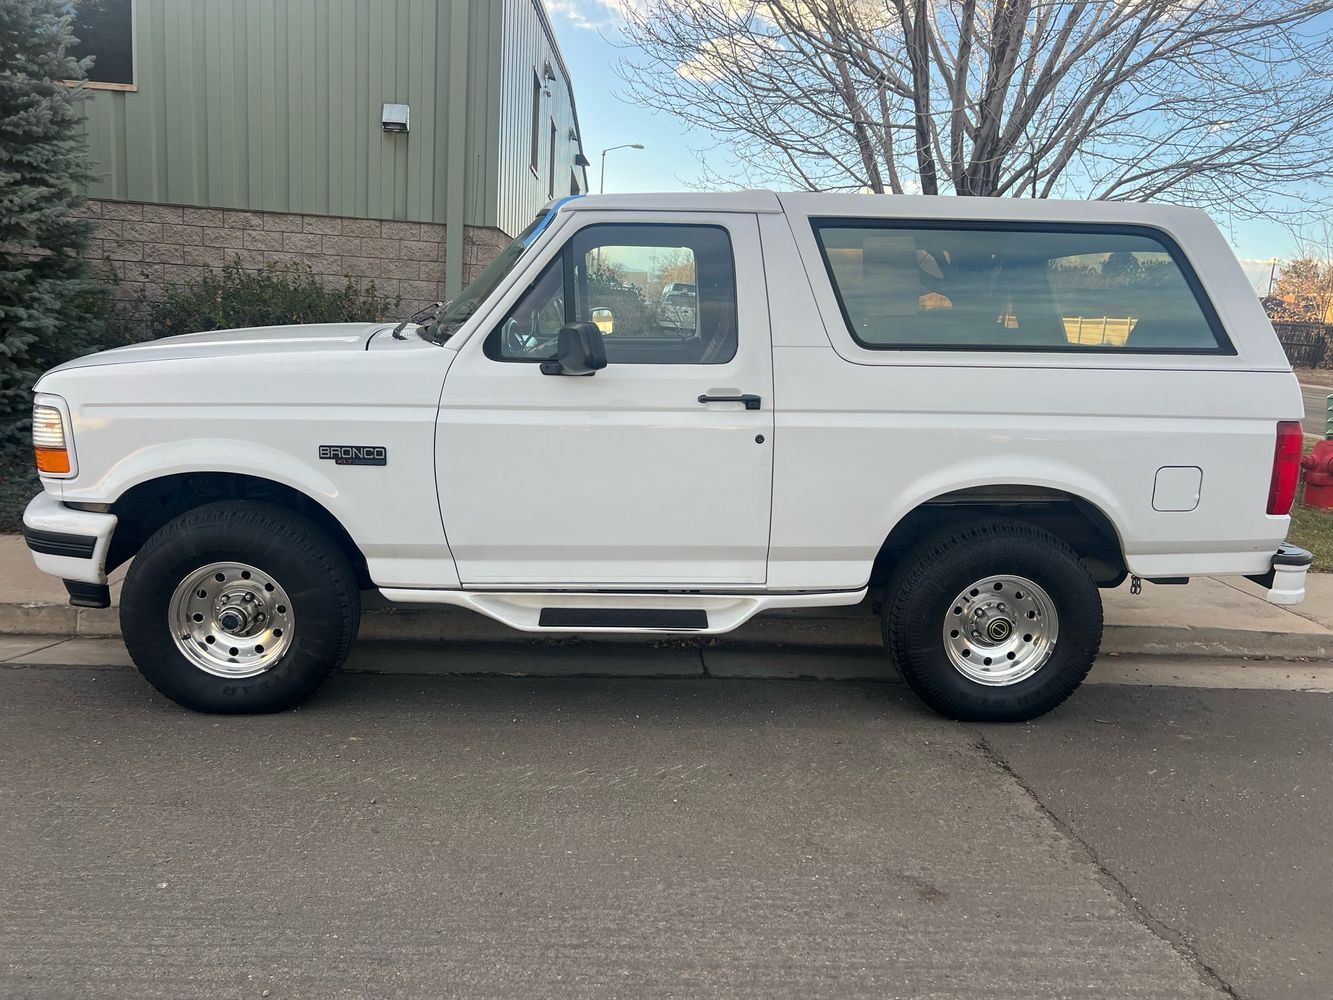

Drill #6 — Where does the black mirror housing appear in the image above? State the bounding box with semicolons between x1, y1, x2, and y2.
541;322;607;376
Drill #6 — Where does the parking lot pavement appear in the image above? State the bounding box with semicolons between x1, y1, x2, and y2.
1;666;1326;1000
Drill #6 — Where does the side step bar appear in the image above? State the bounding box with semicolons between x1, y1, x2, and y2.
377;588;869;635
538;607;709;630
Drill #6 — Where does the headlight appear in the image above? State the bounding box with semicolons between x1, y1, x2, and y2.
32;403;71;475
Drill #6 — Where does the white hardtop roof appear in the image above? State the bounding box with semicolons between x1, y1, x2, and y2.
562;190;784;214
560;189;1212;229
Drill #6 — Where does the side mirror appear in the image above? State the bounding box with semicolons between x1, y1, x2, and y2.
590;307;615;334
540;322;607;376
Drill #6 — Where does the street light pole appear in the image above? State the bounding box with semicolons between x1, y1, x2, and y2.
599;143;645;194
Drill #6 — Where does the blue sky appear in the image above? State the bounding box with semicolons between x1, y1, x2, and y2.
547;1;1304;293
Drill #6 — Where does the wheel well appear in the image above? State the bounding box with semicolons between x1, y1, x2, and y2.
869;486;1126;589
107;473;371;588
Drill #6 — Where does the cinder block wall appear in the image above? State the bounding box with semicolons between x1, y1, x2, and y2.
76;199;510;316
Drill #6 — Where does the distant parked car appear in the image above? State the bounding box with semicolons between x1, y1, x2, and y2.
23;191;1310;722
660;281;696;299
659;283;697;333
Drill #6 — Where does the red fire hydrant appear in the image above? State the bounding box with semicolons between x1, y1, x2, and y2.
1300;439;1333;508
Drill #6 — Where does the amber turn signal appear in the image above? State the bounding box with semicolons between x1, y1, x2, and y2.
34;446;71;475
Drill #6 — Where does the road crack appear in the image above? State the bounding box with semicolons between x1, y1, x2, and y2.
974;733;1244;999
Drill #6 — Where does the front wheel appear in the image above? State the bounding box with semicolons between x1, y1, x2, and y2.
883;520;1103;722
120;501;360;713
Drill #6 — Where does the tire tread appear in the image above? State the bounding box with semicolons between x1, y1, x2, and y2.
120;501;359;713
883;518;1103;721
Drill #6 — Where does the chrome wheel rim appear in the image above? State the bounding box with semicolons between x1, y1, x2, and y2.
169;561;294;678
942;574;1058;686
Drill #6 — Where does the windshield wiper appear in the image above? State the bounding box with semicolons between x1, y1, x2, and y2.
426;300;481;345
392;301;441;340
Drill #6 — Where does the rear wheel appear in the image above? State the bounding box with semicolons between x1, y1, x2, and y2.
120;501;359;713
883;519;1102;722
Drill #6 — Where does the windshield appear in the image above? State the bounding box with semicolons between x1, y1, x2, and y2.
421;208;556;343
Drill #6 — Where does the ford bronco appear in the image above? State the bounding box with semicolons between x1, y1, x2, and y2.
23;191;1311;720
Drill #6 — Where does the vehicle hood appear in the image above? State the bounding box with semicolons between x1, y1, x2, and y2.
45;322;390;373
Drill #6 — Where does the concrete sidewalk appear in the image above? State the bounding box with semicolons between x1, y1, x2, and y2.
4;534;1333;661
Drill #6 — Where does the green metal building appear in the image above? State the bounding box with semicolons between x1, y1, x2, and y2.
71;0;589;305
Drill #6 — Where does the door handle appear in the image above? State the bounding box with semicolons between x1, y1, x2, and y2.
698;393;762;410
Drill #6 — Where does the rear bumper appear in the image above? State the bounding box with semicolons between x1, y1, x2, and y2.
1245;542;1313;606
21;492;118;592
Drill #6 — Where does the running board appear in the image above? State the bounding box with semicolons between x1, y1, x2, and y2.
375;588;868;635
538;607;709;630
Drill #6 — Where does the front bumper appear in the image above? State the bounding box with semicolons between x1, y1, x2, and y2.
1245;542;1313;606
21;493;118;601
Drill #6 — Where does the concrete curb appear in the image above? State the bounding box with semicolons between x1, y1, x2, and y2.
7;638;1333;691
2;601;1330;662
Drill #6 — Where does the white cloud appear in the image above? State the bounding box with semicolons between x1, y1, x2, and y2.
1236;257;1280;294
676;33;781;81
546;0;644;29
548;0;889;33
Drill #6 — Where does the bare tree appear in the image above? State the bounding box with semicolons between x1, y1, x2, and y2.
616;0;1333;215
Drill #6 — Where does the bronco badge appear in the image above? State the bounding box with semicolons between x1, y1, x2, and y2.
319;445;387;467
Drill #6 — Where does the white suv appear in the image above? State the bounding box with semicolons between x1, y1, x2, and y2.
23;191;1310;721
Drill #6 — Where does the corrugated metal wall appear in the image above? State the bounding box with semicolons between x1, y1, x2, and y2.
495;0;584;238
79;0;585;236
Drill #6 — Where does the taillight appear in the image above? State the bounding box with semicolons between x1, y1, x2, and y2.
1267;420;1302;515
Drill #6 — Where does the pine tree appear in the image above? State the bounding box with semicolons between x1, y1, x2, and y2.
0;0;96;455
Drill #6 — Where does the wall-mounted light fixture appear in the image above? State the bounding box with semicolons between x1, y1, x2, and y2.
381;103;410;133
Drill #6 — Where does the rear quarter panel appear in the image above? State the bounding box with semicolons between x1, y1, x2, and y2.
760;201;1302;590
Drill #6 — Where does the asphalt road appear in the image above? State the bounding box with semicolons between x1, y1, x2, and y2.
1;665;1328;1000
1299;376;1331;438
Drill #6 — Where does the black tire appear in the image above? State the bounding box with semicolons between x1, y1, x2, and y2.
883;519;1102;722
120;501;360;713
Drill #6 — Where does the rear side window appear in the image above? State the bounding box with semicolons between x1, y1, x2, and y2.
812;221;1230;354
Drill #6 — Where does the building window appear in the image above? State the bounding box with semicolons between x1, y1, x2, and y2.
529;71;541;175
66;0;136;91
570;171;581;196
547;120;557;199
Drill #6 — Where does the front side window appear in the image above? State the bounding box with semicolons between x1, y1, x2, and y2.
813;222;1229;353
487;223;738;365
66;0;136;89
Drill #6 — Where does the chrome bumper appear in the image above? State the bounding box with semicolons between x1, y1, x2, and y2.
1245;542;1313;606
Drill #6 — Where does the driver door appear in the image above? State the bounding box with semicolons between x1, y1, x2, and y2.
435;213;774;588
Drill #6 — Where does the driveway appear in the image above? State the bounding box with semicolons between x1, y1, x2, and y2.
1;663;1328;999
